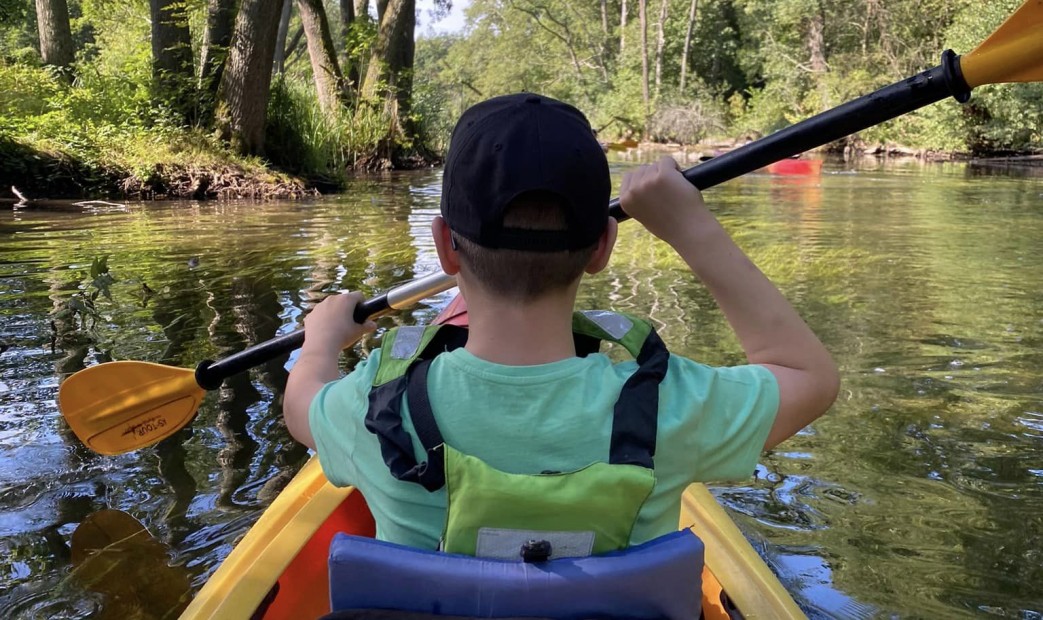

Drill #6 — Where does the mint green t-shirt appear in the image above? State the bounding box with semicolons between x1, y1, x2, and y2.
309;346;778;550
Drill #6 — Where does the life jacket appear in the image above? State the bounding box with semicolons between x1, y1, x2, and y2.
327;311;705;619
365;310;670;557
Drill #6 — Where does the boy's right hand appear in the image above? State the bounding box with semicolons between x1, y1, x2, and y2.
619;156;709;246
301;291;378;355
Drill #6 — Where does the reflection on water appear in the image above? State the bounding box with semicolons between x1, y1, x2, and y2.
1;158;1041;618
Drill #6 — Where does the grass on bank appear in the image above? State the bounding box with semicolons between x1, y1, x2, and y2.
0;62;412;200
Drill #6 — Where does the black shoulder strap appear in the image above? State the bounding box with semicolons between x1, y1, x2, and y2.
404;358;446;490
364;326;466;492
609;327;669;469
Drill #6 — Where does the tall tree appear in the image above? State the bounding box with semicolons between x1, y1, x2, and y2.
360;0;418;161
298;0;349;113
150;0;195;119
337;0;362;89
199;0;237;110
507;1;601;92
679;0;697;92
653;0;667;96
216;0;283;155
338;0;355;39
34;0;74;76
619;0;627;50
638;0;649;137
274;0;293;74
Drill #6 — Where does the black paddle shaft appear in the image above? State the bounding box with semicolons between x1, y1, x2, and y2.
194;295;390;389
194;270;458;389
196;51;972;391
607;50;971;219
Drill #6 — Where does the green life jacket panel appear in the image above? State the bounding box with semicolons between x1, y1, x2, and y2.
364;310;670;559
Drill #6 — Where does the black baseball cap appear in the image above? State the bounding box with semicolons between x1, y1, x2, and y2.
440;93;610;252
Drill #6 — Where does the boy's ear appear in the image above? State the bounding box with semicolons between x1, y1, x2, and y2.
432;216;461;276
585;217;617;274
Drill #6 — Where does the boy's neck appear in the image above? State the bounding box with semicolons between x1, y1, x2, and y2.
460;285;579;366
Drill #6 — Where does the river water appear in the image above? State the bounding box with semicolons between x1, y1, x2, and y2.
0;155;1041;618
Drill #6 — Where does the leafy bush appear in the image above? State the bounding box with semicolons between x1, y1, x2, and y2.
650;97;726;145
265;77;398;177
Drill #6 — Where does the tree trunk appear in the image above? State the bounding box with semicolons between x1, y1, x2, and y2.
807;12;827;73
360;0;418;165
599;0;611;71
339;0;361;89
283;26;306;70
354;0;370;19
679;0;697;92
199;0;237;113
151;0;195;120
653;0;667;97
216;0;284;155
339;0;356;38
35;0;74;76
807;10;828;108
298;0;348;113
639;0;649;138
620;0;627;51
273;0;293;74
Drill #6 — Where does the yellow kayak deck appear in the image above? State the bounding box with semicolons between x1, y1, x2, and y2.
180;456;805;619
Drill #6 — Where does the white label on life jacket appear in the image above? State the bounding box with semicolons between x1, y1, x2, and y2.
391;326;426;359
580;310;632;340
475;528;595;561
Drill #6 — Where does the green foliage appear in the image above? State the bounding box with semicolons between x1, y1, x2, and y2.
2;0;1040;193
413;35;468;151
265;77;399;177
939;0;1043;152
0;0;37;63
53;255;117;333
412;0;1039;154
0;0;25;24
343;15;379;83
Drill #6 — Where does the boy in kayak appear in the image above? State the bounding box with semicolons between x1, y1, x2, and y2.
283;93;839;553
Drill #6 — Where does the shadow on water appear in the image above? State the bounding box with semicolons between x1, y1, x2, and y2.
1;161;1041;617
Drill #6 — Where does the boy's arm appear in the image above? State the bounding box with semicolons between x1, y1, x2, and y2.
283;292;376;450
620;157;840;451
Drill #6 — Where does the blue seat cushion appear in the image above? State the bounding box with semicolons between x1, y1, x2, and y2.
328;529;703;619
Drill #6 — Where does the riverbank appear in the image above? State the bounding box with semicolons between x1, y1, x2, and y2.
5;130;1039;206
0;132;315;202
607;136;1043;168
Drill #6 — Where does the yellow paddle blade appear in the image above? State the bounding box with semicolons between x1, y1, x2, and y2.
59;361;205;455
961;0;1043;88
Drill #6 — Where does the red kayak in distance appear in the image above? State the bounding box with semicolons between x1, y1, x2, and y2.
763;158;824;175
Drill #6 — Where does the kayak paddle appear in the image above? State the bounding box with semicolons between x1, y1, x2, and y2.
61;271;458;455
59;0;1043;455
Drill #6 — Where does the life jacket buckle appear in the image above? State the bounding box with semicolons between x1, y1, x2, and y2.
520;539;552;563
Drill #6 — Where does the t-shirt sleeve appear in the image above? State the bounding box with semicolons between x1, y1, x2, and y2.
307;350;382;488
658;355;779;483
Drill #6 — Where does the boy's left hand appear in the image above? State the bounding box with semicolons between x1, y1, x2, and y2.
301;291;378;355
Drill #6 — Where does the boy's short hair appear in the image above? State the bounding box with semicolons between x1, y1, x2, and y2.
451;191;598;301
440;93;610;300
